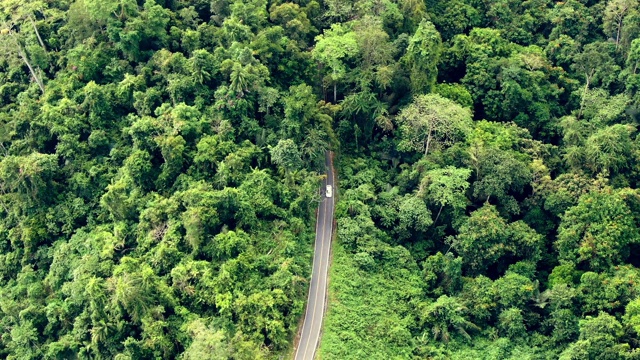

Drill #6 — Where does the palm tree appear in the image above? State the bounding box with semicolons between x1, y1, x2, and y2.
229;62;249;96
420;295;479;343
108;270;152;322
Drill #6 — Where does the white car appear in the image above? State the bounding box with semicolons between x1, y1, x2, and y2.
326;185;333;198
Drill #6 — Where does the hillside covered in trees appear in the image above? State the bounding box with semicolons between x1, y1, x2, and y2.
2;0;640;359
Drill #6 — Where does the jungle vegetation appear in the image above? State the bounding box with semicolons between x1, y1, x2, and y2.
2;0;640;359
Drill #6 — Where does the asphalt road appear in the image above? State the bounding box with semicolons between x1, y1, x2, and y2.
294;151;335;360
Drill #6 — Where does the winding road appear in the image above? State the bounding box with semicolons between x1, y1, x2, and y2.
294;151;335;360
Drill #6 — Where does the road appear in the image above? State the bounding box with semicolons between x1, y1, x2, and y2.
294;151;335;360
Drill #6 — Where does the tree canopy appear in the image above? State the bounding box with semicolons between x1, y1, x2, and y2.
2;0;640;358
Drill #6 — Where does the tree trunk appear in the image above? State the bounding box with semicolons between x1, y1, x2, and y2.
16;43;45;94
332;67;337;104
318;62;325;101
577;72;591;120
29;16;46;52
616;18;622;49
5;24;45;93
424;128;433;156
434;204;444;225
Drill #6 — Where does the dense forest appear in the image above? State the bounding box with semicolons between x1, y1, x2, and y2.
1;0;640;358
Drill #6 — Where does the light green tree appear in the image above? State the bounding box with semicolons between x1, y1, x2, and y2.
627;38;640;74
498;308;526;339
312;24;359;103
270;139;303;174
420;295;479;343
572;42;620;119
182;320;230;360
396;94;472;156
603;0;638;49
419;166;471;223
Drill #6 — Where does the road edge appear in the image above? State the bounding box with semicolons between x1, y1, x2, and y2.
315;151;337;360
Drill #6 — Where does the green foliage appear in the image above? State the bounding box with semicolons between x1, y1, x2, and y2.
498;308;526;339
420;295;479;343
434;83;474;109
420;166;471;217
396;94;473;156
312;23;359;102
0;0;329;357
270;139;303;173
3;0;640;358
423;252;463;297
403;20;443;94
451;205;543;275
556;187;640;271
321;242;421;359
559;312;629;360
319;0;640;356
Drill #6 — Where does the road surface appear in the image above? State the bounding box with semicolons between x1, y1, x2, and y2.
294;151;335;360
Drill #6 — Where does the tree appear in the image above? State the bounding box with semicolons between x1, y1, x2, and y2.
322;0;354;23
572;42;620;119
603;0;638;49
484;0;551;45
281;84;334;148
479;45;565;138
7;320;41;359
556;187;640;272
312;24;359;103
451;204;510;275
540;172;604;217
0;153;57;206
583;124;634;174
559;313;628;360
449;28;512;105
470;146;532;213
624;297;640;337
396;94;472;156
270;139;303;174
0;22;45;93
498;308;526;339
189;49;217;84
547;0;595;44
0;0;52;52
434;83;474;109
423;252;463;297
179;186;222;254
403;20;443;94
353;15;395;89
419;166;471;223
420;295;479;343
577;266;640;314
396;194;433;237
269;2;315;46
451;204;543;275
627;38;640;74
182;320;230;360
428;0;480;41
578;89;629;125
